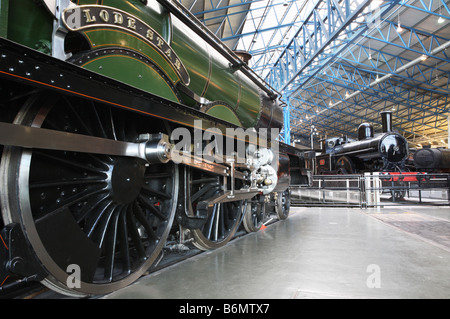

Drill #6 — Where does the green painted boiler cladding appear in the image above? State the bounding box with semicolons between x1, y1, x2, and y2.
1;0;283;130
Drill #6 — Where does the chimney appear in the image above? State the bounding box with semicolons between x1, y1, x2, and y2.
380;111;392;133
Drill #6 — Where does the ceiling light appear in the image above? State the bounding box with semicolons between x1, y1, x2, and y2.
420;54;428;61
370;0;384;9
438;3;445;24
397;12;403;33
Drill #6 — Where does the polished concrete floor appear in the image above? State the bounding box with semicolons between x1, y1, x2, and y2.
103;205;450;299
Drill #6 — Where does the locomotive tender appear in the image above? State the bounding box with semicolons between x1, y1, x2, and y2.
316;111;409;174
414;147;450;173
0;0;311;296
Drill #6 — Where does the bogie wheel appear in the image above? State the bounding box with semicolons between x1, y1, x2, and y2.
275;189;291;220
0;93;178;296
390;166;407;201
185;167;245;251
242;194;265;233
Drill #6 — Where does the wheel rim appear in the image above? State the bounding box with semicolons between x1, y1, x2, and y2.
186;167;244;250
0;94;178;296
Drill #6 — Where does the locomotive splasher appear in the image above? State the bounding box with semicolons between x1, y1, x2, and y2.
0;0;311;296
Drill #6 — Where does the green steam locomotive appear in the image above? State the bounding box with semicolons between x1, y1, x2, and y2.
0;0;310;296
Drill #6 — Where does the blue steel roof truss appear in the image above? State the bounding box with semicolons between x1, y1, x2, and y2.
185;0;450;148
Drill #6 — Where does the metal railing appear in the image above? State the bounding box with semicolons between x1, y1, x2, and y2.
291;173;450;207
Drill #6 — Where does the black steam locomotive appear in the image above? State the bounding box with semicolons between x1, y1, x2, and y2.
316;111;409;174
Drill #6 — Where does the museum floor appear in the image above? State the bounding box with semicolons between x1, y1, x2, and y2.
102;206;450;299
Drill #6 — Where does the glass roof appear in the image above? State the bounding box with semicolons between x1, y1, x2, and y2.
234;0;308;79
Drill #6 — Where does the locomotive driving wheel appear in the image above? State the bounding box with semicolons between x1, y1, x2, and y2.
335;156;355;175
185;167;245;251
0;93;178;296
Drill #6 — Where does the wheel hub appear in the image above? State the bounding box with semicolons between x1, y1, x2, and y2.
110;157;146;204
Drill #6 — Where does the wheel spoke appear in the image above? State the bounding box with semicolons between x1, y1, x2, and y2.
219;203;226;239
141;184;171;200
84;199;114;239
104;206;122;281
33;151;107;175
144;172;172;179
107;107;118;141
138;194;168;221
118;207;131;275
64;97;94;136
30;177;107;189
94;203;117;249
133;201;159;241
73;192;110;223
191;183;216;202
214;204;221;241
33;187;108;221
126;205;146;259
